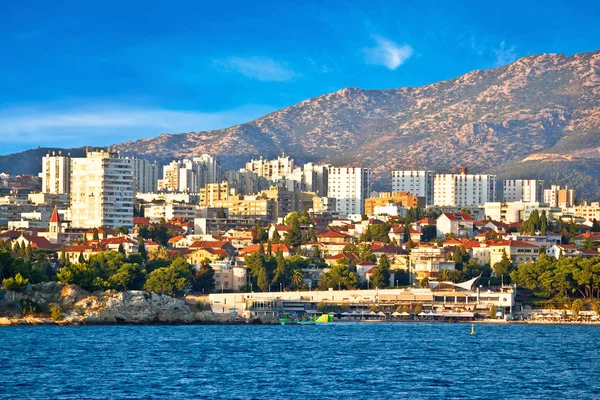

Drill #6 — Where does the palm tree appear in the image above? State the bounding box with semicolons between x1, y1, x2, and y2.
291;269;303;289
439;269;450;281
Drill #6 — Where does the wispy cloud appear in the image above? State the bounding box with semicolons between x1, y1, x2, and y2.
363;35;413;70
213;56;298;82
0;102;276;152
493;41;518;67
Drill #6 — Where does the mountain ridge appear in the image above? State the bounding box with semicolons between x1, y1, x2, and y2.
1;50;599;198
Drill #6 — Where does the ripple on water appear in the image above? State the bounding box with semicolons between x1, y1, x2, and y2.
0;323;599;399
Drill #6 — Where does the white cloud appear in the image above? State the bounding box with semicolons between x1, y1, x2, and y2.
214;56;298;82
363;35;414;70
0;103;276;150
493;41;518;67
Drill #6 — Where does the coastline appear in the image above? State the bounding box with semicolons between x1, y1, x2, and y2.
2;316;599;327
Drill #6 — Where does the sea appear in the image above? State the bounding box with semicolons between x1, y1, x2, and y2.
0;323;598;399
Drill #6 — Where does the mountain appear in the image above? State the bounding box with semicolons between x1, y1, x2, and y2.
2;50;599;199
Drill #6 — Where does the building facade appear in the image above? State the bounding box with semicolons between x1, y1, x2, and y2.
327;167;371;216
42;152;71;194
392;170;434;206
502;179;544;203
70;150;134;229
544;185;575;207
433;169;496;207
131;158;159;194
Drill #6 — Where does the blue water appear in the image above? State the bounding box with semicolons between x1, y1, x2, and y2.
0;323;598;399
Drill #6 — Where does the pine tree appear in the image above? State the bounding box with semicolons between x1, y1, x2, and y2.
78;251;85;264
92;228;99;240
118;243;125;254
139;237;147;261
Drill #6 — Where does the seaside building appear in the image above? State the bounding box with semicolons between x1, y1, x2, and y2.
41;151;71;195
327;167;371;216
70;150;134;229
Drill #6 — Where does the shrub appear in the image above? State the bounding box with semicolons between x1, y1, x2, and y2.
19;299;40;316
2;273;30;291
50;304;63;321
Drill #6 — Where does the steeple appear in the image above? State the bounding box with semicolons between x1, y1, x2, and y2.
49;206;61;235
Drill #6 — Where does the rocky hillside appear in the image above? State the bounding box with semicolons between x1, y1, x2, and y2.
2;50;599;198
114;50;600;198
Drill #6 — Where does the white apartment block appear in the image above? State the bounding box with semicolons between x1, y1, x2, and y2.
245;154;295;182
302;163;330;196
131;158;159;194
70;150;134;229
391;170;434;206
158;155;220;193
42;152;71;194
433;169;496;207
503;179;544;203
327;167;371;215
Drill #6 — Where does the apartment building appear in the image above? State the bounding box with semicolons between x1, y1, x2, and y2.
70;150;134;229
502;179;544;203
42;151;70;194
433;169;496;207
543;185;575;207
131;158;159;194
392;170;434;206
327;167;371;215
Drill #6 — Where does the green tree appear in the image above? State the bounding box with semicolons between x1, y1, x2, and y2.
108;263;147;291
193;264;215;293
272;229;281;244
284;219;302;248
592;219;600;233
138;238;147;261
290;269;303;289
493;250;513;285
318;263;360;290
115;226;129;235
118;243;125;254
571;299;583;317
216;207;227;218
92;228;99;240
78;251;85;264
144;259;192;296
308;227;317;242
2;273;29;291
272;250;290;289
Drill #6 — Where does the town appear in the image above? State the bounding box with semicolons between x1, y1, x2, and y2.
1;149;599;324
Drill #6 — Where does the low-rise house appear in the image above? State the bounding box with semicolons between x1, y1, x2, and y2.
238;243;294;259
268;224;291;240
489;240;540;266
64;244;103;263
436;213;474;239
210;260;247;293
315;229;353;244
13;234;59;251
574;232;600;247
546;244;579;259
189;240;237;258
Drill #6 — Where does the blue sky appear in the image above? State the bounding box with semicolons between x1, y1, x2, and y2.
1;0;599;154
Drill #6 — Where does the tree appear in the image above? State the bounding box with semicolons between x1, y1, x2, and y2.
115;226;129;235
419;276;429;288
571;299;583;317
308;227;317;242
92;228;99;240
284;219;302;248
540;211;548;236
272;229;281;244
193;264;215;293
291;269;303;289
144;258;193;296
318;263;360;290
272;250;290;289
402;224;410;244
138;238;147;261
60;248;67;265
118;243;125;254
592;219;600;233
371;255;391;288
78;251;85;264
25;243;33;263
108;263;147;291
266;241;272;255
493;250;513;285
216;207;227;218
2;273;29;291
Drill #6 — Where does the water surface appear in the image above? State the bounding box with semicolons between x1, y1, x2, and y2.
0;323;598;399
